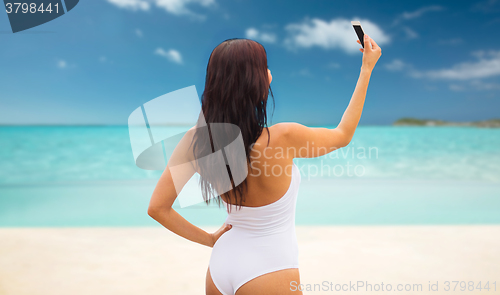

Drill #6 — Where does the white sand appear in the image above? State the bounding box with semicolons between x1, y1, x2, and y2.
0;226;499;295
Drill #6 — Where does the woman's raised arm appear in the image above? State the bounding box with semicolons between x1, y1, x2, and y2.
280;34;382;159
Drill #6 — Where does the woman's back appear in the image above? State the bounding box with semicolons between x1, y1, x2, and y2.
221;124;297;208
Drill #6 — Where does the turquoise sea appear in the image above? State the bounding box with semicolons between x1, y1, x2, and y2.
1;126;499;226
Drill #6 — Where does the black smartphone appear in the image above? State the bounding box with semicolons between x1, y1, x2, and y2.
351;21;365;48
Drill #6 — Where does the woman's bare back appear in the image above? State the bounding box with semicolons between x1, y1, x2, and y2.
220;124;295;207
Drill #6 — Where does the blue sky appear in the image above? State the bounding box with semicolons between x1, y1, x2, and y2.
1;0;499;125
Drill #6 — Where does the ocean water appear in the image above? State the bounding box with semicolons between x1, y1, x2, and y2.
0;126;499;226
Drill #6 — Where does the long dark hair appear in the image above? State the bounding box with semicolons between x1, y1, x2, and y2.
192;38;274;212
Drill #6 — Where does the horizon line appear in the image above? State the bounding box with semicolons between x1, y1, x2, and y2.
0;123;391;127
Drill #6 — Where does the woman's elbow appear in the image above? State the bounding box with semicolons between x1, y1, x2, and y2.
147;206;160;219
340;137;353;148
331;128;352;148
147;205;172;220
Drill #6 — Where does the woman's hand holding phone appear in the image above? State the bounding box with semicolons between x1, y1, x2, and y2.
357;35;382;72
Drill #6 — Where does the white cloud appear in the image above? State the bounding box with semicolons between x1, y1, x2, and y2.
402;26;418;39
135;28;143;37
385;51;500;81
401;5;444;20
106;0;150;11
327;62;341;69
449;80;500;92
469;80;500;90
57;59;67;69
390;6;444;41
471;50;494;59
413;50;500;80
56;59;77;69
155;48;183;64
384;59;410;71
284;17;390;54
385;52;500;91
106;0;215;20
245;28;277;43
155;0;214;19
290;68;313;77
245;28;258;38
393;5;444;25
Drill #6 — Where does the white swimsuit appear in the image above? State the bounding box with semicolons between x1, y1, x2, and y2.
208;163;301;295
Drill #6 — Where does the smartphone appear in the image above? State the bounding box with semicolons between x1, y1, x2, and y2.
351;21;365;48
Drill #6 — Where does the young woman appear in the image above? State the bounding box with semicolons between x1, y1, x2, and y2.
147;35;381;295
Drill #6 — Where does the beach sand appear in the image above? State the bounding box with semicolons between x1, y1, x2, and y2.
0;226;499;295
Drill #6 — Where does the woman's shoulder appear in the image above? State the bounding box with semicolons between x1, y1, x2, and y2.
269;122;309;141
255;122;308;150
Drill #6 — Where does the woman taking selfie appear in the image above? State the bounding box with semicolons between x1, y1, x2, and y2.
147;33;381;295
